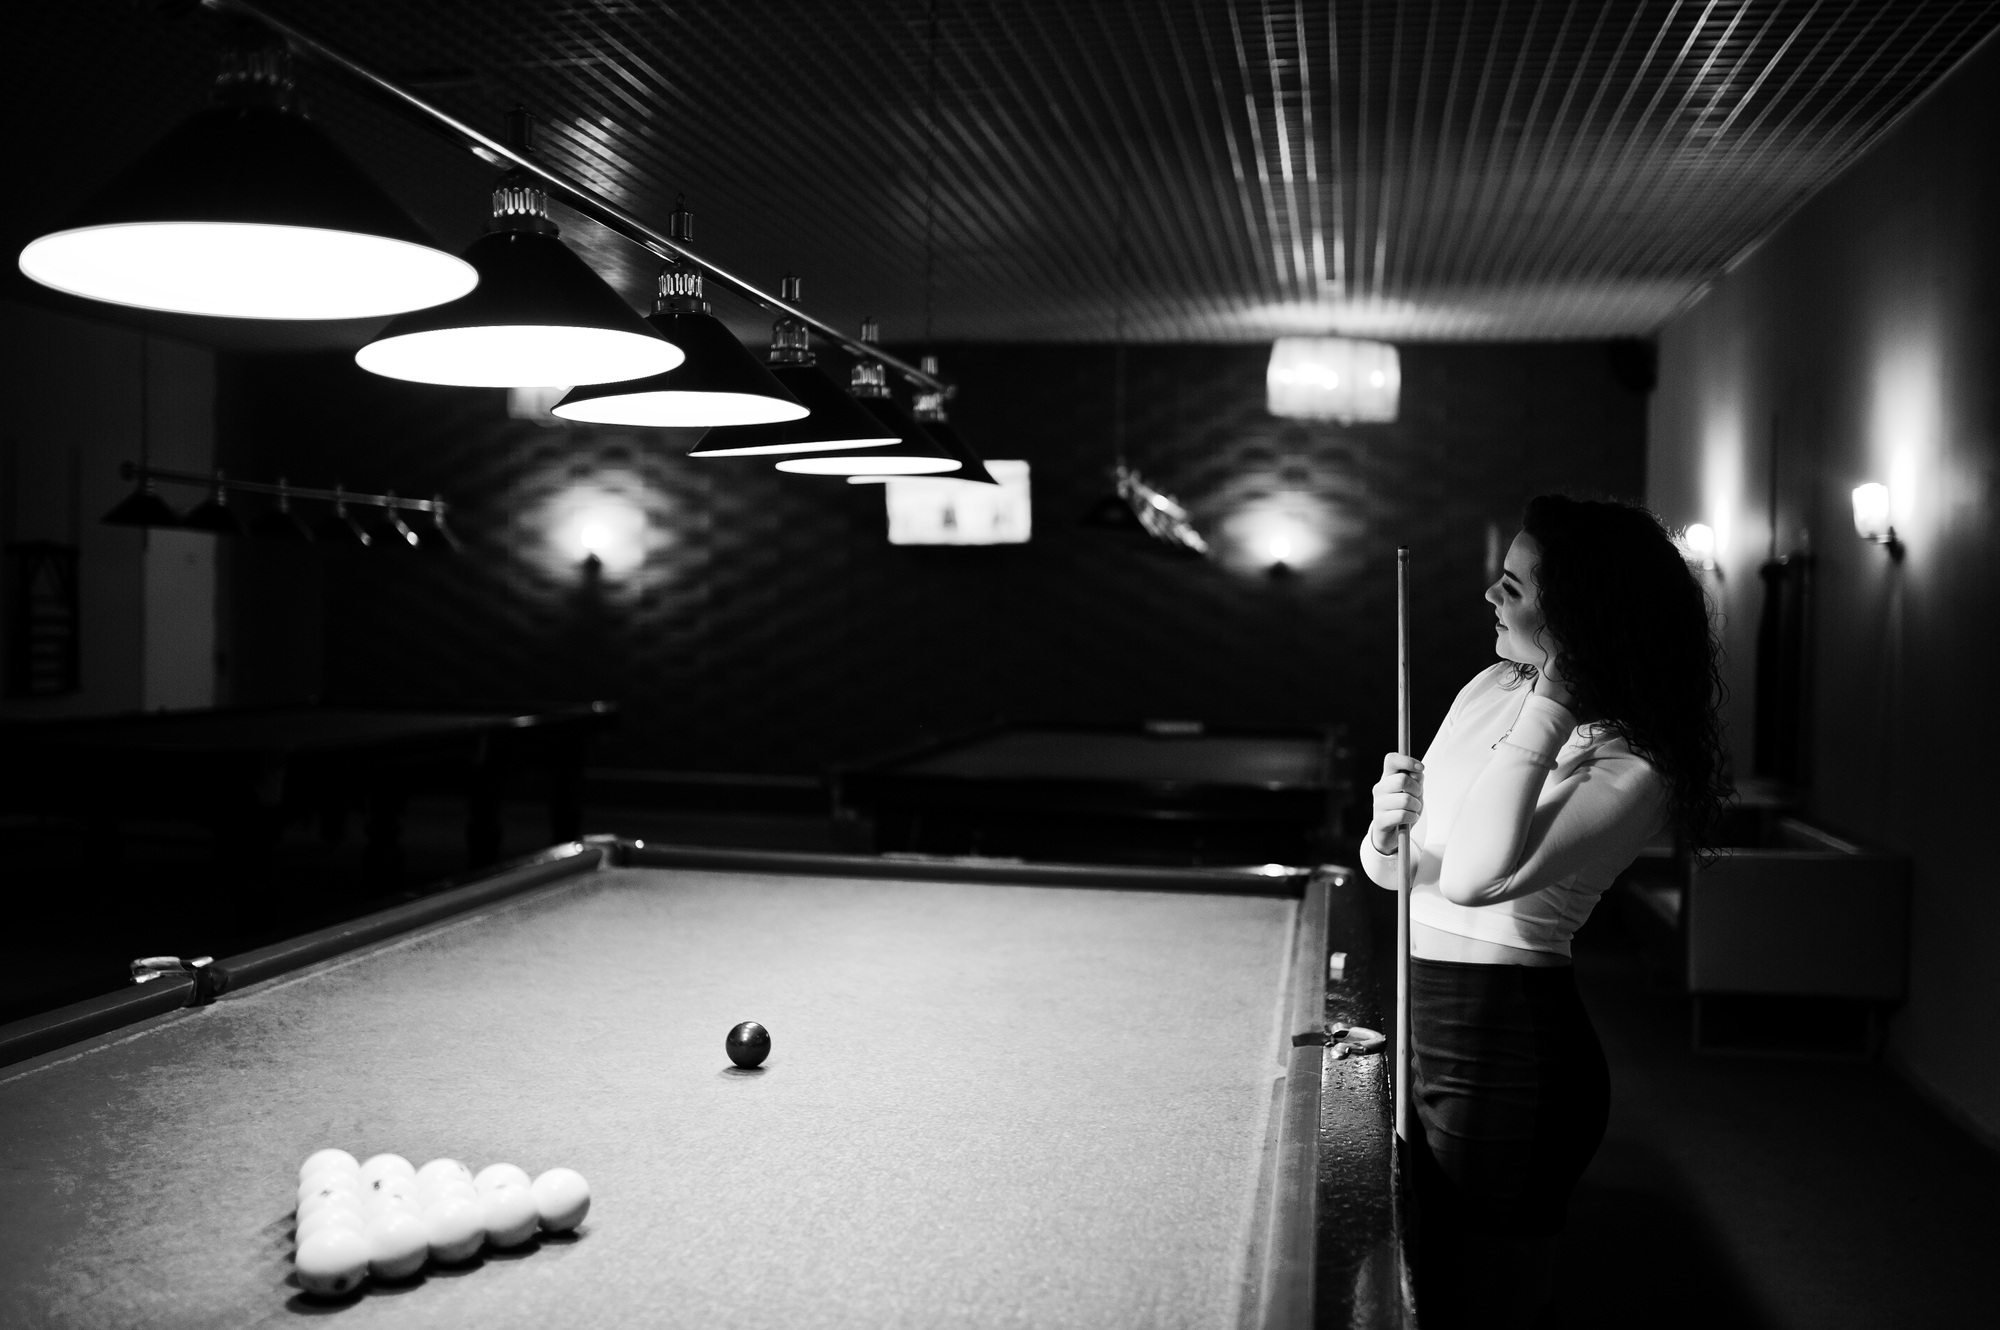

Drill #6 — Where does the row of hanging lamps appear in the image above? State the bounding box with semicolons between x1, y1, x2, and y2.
552;203;807;427
106;474;456;549
684;278;897;457
774;320;959;476
19;41;474;321
356;111;678;388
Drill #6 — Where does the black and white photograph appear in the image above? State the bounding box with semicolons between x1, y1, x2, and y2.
1;3;1995;1326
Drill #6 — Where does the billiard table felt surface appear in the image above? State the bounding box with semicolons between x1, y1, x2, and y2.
896;730;1328;787
0;866;1301;1329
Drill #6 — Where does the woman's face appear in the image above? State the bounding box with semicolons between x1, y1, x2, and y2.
1485;530;1551;668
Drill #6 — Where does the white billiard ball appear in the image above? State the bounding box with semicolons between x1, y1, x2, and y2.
480;1185;540;1248
364;1209;431;1282
473;1163;532;1193
298;1149;360;1182
297;1173;361;1206
298;1166;361;1201
297;1191;364;1227
363;1182;423;1216
296;1205;366;1247
530;1168;591;1233
416;1158;473;1189
295;1226;370;1297
423;1194;486;1264
421;1179;479;1210
359;1153;416;1190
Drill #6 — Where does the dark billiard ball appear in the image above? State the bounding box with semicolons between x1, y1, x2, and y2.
726;1021;771;1068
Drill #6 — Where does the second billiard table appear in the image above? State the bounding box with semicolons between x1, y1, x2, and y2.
0;841;1400;1328
835;720;1353;864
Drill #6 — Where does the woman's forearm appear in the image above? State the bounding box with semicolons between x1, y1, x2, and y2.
1436;695;1574;903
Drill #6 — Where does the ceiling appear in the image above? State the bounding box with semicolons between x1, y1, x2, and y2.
11;1;1999;347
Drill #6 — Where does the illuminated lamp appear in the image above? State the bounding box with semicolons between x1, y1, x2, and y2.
773;320;959;477
896;354;999;486
20;46;473;320
1681;522;1717;571
1851;484;1893;544
1266;336;1400;423
552;204;806;427
687;278;897;457
357;115;678;388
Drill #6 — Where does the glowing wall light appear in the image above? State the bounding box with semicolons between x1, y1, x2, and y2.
1266;336;1400;423
543;483;657;577
1681;522;1717;571
1852;483;1900;552
1216;493;1345;577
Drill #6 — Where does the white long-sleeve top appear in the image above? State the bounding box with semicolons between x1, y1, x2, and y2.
1361;662;1668;958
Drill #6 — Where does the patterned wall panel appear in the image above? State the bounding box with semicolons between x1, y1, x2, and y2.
216;343;1644;776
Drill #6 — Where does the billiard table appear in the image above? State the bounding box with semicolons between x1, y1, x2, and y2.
835;720;1353;865
0;840;1402;1328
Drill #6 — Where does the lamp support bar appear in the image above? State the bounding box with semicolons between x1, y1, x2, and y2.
122;461;445;514
196;0;948;395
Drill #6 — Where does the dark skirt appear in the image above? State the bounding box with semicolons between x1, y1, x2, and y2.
1409;956;1610;1327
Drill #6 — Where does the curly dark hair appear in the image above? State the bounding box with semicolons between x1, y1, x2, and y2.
1514;494;1729;853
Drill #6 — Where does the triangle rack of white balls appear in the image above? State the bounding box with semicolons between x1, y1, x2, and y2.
293;1149;590;1297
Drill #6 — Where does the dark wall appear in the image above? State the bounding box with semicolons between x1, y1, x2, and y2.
1650;35;2000;1142
217;342;1644;775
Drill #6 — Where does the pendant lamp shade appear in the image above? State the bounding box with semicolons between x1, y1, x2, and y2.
102;482;180;529
19;104;475;321
552;311;803;426
553;208;806;427
356;228;679;387
690;364;897;456
181;476;244;535
774;327;960;475
770;390;959;475
249;493;313;542
843;419;998;486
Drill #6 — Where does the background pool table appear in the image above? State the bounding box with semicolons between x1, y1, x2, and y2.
0;842;1400;1328
834;720;1354;866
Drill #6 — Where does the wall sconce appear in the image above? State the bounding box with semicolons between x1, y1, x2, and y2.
1851;483;1901;555
1682;522;1717;572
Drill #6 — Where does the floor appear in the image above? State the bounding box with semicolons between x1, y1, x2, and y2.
1552;912;2000;1329
4;805;1995;1328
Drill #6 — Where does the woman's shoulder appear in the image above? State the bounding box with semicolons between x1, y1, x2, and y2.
1455;661;1524;704
1568;725;1669;794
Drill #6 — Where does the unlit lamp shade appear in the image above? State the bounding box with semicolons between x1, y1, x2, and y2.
19;105;474;320
1266;336;1401;423
357;230;679;387
552;312;806;427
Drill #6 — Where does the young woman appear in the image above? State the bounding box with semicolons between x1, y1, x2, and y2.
1362;495;1727;1329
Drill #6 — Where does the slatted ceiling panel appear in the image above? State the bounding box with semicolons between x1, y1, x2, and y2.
11;1;2000;345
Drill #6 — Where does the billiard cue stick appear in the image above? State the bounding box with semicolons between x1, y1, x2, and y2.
1395;547;1414;1148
